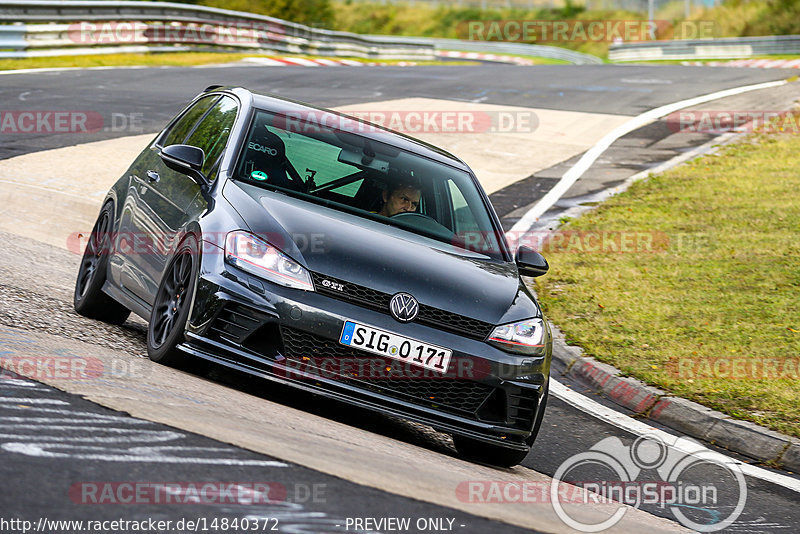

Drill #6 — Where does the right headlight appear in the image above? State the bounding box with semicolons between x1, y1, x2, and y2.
487;317;547;355
224;230;314;291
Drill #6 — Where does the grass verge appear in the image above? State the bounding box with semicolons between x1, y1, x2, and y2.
0;52;465;72
534;125;800;438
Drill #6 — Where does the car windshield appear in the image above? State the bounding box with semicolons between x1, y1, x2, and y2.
234;109;506;260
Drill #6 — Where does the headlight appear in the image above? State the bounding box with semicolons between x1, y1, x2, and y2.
224;231;314;291
487;318;546;355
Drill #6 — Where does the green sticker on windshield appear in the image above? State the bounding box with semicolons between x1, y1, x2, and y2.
251;170;268;181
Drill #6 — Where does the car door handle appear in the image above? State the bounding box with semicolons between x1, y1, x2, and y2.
146;170;160;183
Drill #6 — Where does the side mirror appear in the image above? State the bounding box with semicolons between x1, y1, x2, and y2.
516;246;549;277
160;144;208;186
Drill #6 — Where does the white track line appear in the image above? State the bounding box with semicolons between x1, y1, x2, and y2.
550;380;800;493
506;79;788;246
0;397;68;404
507;77;799;493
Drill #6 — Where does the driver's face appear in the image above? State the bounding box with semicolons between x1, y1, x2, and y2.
381;186;421;217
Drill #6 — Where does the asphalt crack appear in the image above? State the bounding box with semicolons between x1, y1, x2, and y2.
0;282;148;358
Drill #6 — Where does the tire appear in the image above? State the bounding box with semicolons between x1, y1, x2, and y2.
453;435;530;468
147;236;199;367
74;201;130;325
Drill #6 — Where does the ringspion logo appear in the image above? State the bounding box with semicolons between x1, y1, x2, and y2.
551;435;746;532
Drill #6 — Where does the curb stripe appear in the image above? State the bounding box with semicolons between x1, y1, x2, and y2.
550;380;800;493
506;78;787;245
682;59;800;69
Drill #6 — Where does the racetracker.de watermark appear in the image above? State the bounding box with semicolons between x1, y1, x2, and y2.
461;20;715;42
0;351;151;381
275;355;492;381
667;110;800;134
506;230;670;254
68;482;306;505
66;231;328;257
668;356;800;380
0;111;143;134
272;109;539;134
67;21;285;46
68;230;713;258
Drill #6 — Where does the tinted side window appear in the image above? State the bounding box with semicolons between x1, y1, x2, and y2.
184;96;238;180
159;96;218;148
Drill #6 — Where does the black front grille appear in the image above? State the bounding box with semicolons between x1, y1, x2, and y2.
311;272;391;311
310;272;494;341
280;326;495;416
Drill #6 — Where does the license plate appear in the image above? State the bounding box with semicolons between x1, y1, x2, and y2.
339;320;452;373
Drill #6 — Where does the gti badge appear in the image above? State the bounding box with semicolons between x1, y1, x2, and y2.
389;293;419;323
320;279;344;292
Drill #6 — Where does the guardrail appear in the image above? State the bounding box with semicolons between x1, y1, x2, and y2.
0;0;436;59
609;34;800;62
371;35;603;65
0;0;603;64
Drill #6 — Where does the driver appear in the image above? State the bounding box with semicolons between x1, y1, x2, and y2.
378;182;421;217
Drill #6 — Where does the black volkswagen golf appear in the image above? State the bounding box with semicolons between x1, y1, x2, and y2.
74;86;552;466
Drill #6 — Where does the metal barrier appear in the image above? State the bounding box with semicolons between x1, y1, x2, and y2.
0;0;436;59
370;35;603;64
609;35;800;62
0;0;603;64
427;38;603;64
0;24;26;50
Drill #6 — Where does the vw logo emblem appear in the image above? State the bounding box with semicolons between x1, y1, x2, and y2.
389;293;419;323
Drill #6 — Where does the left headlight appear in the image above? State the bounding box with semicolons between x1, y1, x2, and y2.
224;230;314;291
487;317;547;355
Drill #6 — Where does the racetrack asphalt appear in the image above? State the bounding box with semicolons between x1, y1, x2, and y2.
1;63;799;533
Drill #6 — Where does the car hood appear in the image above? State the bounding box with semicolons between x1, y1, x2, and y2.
223;181;540;325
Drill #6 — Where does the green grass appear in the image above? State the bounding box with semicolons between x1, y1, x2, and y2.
0;52;263;71
0;52;466;71
331;1;623;59
328;0;800;61
534;125;800;438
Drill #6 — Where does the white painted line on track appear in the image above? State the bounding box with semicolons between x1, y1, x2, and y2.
507;79;788;246
0;66;150;75
501;77;800;494
549;380;800;493
0;397;68;404
529;131;739;232
1;443;289;466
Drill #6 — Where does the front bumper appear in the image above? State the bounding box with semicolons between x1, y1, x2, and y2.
181;248;551;449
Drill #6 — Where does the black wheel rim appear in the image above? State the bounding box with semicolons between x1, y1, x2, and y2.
76;210;110;298
151;251;193;348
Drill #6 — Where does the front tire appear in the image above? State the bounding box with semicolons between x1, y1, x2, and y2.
147;236;198;367
74;201;130;325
